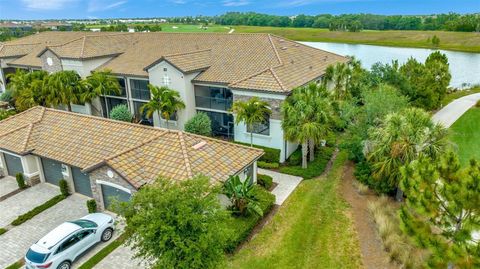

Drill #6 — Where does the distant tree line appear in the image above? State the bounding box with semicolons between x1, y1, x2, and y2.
213;12;480;32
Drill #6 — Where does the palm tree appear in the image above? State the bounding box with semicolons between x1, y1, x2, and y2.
81;70;121;104
231;97;271;147
141;85;185;129
323;57;364;100
7;70;49;111
282;83;332;168
44;70;83;111
223;175;263;216
366;107;449;200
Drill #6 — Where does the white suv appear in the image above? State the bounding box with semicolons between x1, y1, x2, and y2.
24;213;115;269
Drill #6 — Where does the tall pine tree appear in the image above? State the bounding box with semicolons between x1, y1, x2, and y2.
400;152;480;268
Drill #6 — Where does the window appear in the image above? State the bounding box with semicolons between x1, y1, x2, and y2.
56;235;80;254
100;97;128;118
133;101;153;126
247;115;270;136
76;230;94;240
162;75;171;86
244;164;254;183
116;77;127;97
130;79;150;100
160;111;177;121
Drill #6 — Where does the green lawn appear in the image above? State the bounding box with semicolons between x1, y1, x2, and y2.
83;23;480;52
450;107;480;165
441;86;480;107
226;151;363;269
234;26;480;53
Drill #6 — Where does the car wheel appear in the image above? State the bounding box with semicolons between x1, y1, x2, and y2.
101;228;113;242
57;261;71;269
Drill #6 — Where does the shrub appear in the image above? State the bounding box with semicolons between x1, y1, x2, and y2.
15;173;26;189
11;194;66;226
234;142;280;164
257;174;273;190
367;197;428;267
0;228;6;235
476;100;480;108
184;113;212;136
87;199;97;213
0;90;12;103
5;261;23;269
59;179;69;196
353;180;369;195
279;147;334;179
0;109;16;121
286;147;302;166
109;104;133;122
257;161;279;169
224;186;275;252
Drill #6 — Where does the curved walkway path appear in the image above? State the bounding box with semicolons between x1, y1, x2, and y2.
433;93;480;127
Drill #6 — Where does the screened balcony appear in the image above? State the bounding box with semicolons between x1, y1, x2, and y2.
194;85;233;111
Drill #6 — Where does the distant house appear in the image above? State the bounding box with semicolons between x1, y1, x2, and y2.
35;22;73;31
0;22;33;32
0;31;348;162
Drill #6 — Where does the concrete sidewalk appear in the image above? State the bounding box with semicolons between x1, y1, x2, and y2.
258;168;302;205
433;93;480;127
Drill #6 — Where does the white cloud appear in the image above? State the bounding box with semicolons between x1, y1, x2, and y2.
88;0;127;12
222;0;250;7
21;0;79;10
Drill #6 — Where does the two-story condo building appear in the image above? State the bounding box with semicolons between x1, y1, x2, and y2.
0;32;348;162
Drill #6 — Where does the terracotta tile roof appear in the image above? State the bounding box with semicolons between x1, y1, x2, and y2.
0;31;348;93
0;107;263;188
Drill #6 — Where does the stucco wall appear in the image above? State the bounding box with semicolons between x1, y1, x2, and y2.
231;90;296;162
148;61;199;130
89;166;136;210
62;57;113;78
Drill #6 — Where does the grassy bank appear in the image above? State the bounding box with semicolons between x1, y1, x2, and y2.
450;106;480;165
234;26;480;53
84;23;480;52
226;151;363;269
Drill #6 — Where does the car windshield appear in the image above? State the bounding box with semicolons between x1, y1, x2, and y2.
69;219;98;228
26;248;49;263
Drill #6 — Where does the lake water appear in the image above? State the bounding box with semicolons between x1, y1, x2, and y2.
302;42;480;88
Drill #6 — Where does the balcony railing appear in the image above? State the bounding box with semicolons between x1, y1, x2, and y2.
195;96;233;111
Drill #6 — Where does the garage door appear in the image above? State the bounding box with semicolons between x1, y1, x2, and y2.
72;167;93;197
41;158;64;186
4;153;23;176
101;184;131;210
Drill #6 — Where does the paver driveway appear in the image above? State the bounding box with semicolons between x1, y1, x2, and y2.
0;193;88;268
93;244;150;269
0;183;58;227
0;176;19;197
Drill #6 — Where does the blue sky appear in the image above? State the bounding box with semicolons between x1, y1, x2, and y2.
0;0;478;20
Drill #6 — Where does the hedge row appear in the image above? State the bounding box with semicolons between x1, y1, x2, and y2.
77;232;128;269
279;147;335;179
234;142;280;164
257;174;273;190
224;186;276;252
11;194;66;226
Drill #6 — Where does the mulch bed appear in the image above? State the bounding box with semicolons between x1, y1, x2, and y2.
0;186;29;202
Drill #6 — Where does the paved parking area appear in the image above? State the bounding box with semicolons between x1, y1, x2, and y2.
0;193;88;268
0;176;19;197
93;244;151;269
0;183;59;227
258;168;303;205
72;213;124;269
